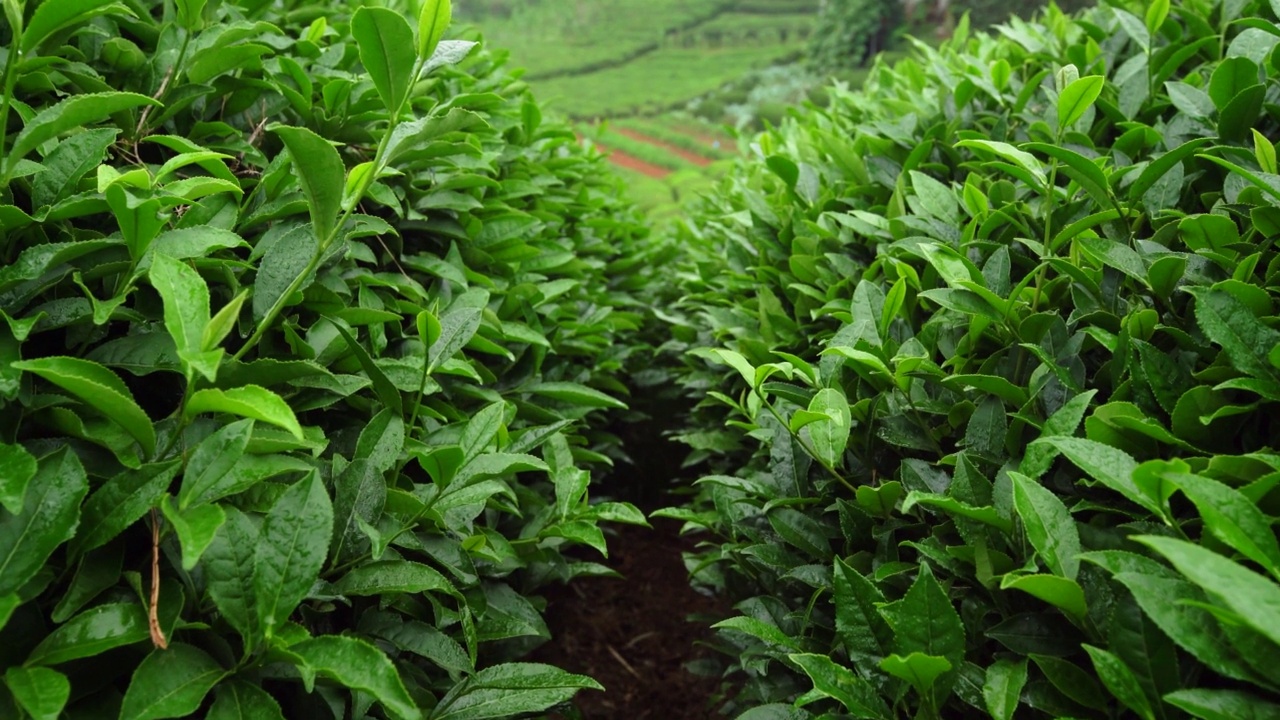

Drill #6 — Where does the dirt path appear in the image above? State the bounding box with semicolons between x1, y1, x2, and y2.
614;128;714;167
532;518;729;719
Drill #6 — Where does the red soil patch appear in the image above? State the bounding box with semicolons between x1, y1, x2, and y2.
614;128;713;167
596;144;672;179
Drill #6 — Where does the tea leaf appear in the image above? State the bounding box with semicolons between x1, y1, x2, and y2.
983;658;1027;720
1082;645;1155;720
1058;75;1105;128
6;94;159;176
254;474;332;639
269;125;344;245
418;0;453;61
352;7;417;115
186;386;303;440
11;357;156;456
0;449;87;596
787;653;891;719
1010;472;1080;579
286;636;418;720
4;666;70;720
1137;536;1280;647
120;644;226;720
430;663;603;720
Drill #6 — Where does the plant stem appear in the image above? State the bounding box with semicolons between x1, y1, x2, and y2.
0;30;23;183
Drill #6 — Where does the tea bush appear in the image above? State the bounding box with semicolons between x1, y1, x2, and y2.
659;0;1280;717
0;0;665;717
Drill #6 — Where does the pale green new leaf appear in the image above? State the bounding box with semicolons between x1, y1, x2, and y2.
185;385;304;439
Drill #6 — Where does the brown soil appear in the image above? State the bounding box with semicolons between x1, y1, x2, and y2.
614;128;714;167
532;518;730;719
595;144;672;179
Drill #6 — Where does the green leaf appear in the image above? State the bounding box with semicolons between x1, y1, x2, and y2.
1136;536;1280;647
418;0;452;60
203;290;248;352
1082;645;1155;720
119;644;227;720
0;443;38;515
72;461;180;555
1030;436;1156;514
26;603;148;665
251;223;316;324
901;492;1012;533
150;254;212;380
329;459;386;566
880;652;952;693
1024;143;1113;208
5;93;159;176
1145;0;1169;34
1010;471;1080;579
1209;56;1259;111
1058;75;1106;128
11;357;156;456
430;662;603;720
4;666;70;720
909;171;959;224
0;448;88;596
807;388;851;468
1184;286;1280;384
956;139;1048;186
22;0;127;54
523;381;627;410
879;563;964;663
352;7;417;115
768;507;832;560
429;289;488;372
286;636;418;720
982;658;1027;720
1165;688;1280;720
254;473;332;639
186;386;303;440
713;616;802;650
833;557;892;677
787;653;891;719
1030;654;1109;710
207;680;285;720
1127;137;1212;202
1170;472;1280;579
203;507;260;645
334;561;457;598
1020;390;1096;478
270;125;344;245
160;496;226;571
331;322;403;415
1000;574;1088;620
178;419;253;509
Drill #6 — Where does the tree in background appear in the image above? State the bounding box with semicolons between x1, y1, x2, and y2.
807;0;905;73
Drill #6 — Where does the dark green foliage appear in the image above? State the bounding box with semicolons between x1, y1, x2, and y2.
660;0;1280;717
807;0;904;73
0;0;666;716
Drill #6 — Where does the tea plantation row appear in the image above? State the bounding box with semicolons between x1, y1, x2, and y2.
658;0;1280;717
0;0;667;717
2;0;1280;719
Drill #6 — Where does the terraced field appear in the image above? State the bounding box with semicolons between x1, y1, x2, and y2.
464;0;820;222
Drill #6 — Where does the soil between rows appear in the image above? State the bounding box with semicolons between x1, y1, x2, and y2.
613;128;714;166
532;517;730;719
